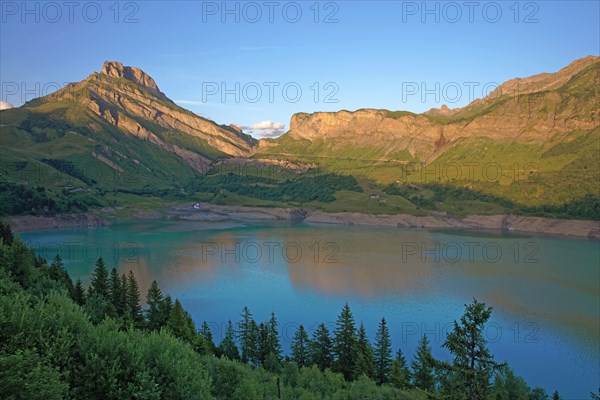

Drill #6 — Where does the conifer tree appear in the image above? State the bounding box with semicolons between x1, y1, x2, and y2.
167;299;196;344
256;322;271;366
49;254;73;294
552;391;561;400
248;319;259;366
125;270;144;328
267;312;282;360
310;323;333;371
109;268;125;316
72;278;86;306
443;298;501;400
218;320;240;360
200;321;216;354
389;349;411;389
145;280;164;331
238;306;255;364
333;303;358;380
291;324;311;368
89;257;109;299
354;323;375;379
160;294;173;327
411;334;436;391
373;317;393;385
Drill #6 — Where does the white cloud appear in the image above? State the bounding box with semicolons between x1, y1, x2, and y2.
238;120;286;138
0;101;14;110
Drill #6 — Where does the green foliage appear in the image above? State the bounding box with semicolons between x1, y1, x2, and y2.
0;221;15;245
354;323;375;379
125;270;144;328
72;278;86;306
373;317;392;385
333;303;358;380
89;257;109;299
218;320;240;361
0;350;68;400
238;306;256;364
310;322;334;371
193;171;363;204
0;182;58;216
145;280;164;331
41;158;96;185
200;321;217;354
109;268;125;316
443;298;502;400
389;349;411;390
411;335;436;391
291;325;311;368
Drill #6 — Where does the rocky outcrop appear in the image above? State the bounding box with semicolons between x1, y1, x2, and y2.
101;61;169;101
40;61;257;163
269;56;600;160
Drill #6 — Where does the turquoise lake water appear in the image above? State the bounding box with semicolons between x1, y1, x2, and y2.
20;220;600;398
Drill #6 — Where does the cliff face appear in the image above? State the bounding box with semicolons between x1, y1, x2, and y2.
41;61;256;163
268;56;599;161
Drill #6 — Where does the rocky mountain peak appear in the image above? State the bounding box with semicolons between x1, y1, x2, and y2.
100;61;167;100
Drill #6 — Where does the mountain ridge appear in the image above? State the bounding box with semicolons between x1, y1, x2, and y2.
1;56;598;215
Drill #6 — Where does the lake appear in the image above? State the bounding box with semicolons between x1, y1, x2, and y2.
20;220;600;397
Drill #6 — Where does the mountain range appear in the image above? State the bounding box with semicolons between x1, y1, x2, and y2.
1;57;598;217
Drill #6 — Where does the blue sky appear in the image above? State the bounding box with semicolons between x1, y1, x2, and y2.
1;1;599;137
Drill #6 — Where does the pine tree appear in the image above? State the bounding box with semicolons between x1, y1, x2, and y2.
145;280;164;331
49;254;73;294
218;320;240;360
552;391;561;400
109;268;125;316
248;319;259;366
72;278;86;306
48;254;63;281
373;317;392;385
389;349;411;389
443;298;501;400
310;323;333;371
291;325;311;368
160;294;173;327
354;323;374;379
167;299;196;343
238;306;255;364
200;321;216;354
267;312;282;361
89;257;109;299
411;334;436;391
125;271;144;328
0;220;14;245
256;322;271;366
333;303;358;380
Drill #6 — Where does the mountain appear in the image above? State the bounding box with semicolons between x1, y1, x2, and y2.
0;61;255;195
1;57;598;217
256;56;600;206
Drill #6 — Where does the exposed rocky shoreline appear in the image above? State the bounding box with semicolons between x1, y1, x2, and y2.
169;203;600;240
5;213;109;233
5;205;599;240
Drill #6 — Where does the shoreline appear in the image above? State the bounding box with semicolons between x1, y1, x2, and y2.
169;203;600;240
5;204;599;239
4;213;109;233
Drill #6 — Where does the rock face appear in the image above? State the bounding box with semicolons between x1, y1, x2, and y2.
100;61;168;101
39;61;256;171
267;56;599;161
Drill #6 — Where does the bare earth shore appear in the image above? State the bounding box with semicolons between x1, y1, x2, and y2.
5;213;109;233
6;204;599;239
171;203;600;240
